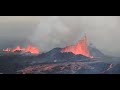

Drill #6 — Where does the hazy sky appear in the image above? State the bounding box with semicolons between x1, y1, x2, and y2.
0;16;43;23
0;16;120;56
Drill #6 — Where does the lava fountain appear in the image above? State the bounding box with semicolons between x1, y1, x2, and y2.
3;45;39;54
61;34;93;58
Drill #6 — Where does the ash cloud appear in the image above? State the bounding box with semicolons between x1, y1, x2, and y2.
29;16;120;56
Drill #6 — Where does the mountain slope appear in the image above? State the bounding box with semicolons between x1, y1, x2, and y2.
88;45;105;57
37;48;89;63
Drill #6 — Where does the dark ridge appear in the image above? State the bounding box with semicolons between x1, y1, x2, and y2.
37;48;89;63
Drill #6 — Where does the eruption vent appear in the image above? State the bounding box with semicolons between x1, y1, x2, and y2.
61;34;93;58
3;45;39;54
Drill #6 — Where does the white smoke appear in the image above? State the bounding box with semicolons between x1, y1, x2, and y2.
29;16;120;56
30;16;73;51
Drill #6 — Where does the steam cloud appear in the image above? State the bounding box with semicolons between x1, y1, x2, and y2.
29;16;120;56
29;16;86;52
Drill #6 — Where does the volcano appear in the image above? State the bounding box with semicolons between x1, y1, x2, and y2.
0;43;120;74
0;34;120;74
61;34;93;58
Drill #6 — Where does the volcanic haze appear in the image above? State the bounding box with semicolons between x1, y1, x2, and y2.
0;16;120;56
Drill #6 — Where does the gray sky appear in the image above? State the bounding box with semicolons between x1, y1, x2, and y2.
0;16;42;49
0;16;42;23
0;16;120;56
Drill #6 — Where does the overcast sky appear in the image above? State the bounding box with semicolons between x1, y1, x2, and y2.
0;16;43;23
0;16;120;57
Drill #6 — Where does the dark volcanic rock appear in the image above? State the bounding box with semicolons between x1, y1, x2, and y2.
37;48;89;63
88;62;111;74
0;47;120;74
18;61;113;74
104;64;120;74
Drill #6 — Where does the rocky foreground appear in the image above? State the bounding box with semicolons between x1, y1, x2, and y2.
17;59;118;74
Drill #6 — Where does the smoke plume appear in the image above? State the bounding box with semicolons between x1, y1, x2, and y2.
29;16;79;52
29;16;120;56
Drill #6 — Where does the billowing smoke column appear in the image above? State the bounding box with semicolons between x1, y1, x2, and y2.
29;16;120;56
29;16;74;52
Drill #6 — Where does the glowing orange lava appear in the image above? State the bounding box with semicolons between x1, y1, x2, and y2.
61;35;93;58
3;45;39;54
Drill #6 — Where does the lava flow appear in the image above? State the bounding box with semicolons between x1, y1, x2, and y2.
61;34;93;58
3;45;39;54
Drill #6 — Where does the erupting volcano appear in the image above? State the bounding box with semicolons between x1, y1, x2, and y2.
3;45;39;54
61;34;93;58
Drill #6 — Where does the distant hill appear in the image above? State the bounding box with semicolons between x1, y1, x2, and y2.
88;45;105;58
